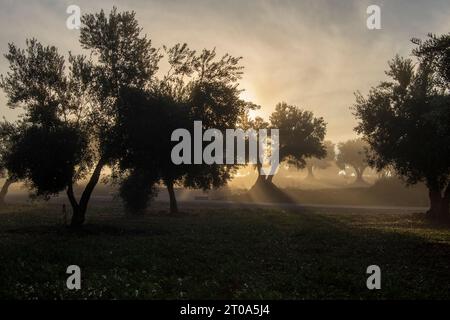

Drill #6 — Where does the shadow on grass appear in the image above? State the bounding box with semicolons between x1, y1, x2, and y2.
0;205;449;299
4;224;170;237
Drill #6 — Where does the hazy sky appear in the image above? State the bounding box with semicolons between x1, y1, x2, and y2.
0;0;449;142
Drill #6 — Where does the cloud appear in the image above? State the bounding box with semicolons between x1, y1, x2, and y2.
0;0;449;142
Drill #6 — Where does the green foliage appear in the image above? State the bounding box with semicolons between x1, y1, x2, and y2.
353;53;450;190
119;170;159;215
1;204;450;299
0;39;67;125
413;33;450;86
114;43;248;211
0;39;90;198
80;7;160;100
0;8;165;224
5;123;87;198
270;102;327;169
78;8;161;161
0;121;15;178
353;35;450;219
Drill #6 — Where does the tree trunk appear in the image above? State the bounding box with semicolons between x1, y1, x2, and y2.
71;206;85;227
443;185;450;216
67;159;105;228
67;183;84;227
355;169;363;182
442;193;449;218
79;159;104;215
306;165;315;180
248;166;291;203
254;162;267;186
256;174;266;183
253;168;278;187
427;187;450;221
353;167;367;184
0;178;14;206
166;180;178;214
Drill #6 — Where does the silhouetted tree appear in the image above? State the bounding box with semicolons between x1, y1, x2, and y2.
0;177;13;206
305;140;335;180
0;121;18;205
265;102;327;185
0;8;160;227
70;8;161;223
336;138;369;185
113;86;184;214
413;33;450;85
0;40;89;210
236;112;270;189
353;42;450;221
116;44;247;214
158;45;238;213
119;168;159;215
174;48;247;209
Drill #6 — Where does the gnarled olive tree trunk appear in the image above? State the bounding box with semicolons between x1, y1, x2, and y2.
306;165;315;180
66;159;105;228
0;178;14;206
350;166;368;185
427;186;450;221
252;163;277;188
166;180;178;214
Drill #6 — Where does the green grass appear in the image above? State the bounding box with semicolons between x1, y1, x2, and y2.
0;203;449;299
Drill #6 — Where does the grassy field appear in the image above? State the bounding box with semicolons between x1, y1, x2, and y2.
0;202;449;299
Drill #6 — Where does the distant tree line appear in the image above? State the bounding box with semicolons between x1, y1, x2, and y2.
287;33;450;222
303;138;370;186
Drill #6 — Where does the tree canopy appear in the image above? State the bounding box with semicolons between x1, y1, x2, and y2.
247;102;327;200
0;8;161;226
336;138;369;184
269;102;327;174
115;44;248;214
353;34;450;220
